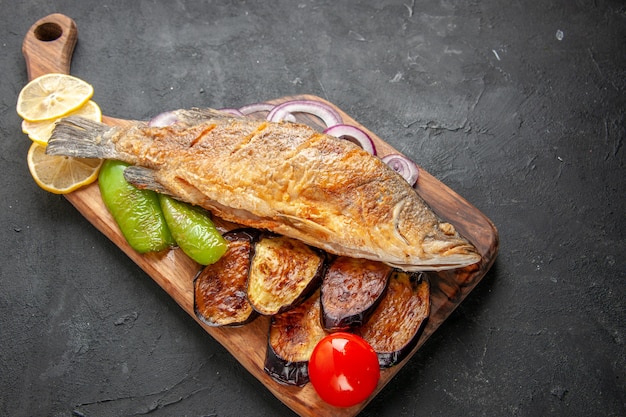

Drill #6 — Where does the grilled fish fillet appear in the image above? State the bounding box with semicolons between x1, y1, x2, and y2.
47;108;481;271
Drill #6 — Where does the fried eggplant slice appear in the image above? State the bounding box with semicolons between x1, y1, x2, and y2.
193;229;259;327
357;271;430;368
248;234;326;315
264;290;327;386
320;256;392;331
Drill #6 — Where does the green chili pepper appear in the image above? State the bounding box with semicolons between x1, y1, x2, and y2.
99;160;174;253
159;194;228;265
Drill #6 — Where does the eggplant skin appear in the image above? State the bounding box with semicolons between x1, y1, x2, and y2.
356;271;430;368
264;290;327;386
264;345;310;387
321;256;392;331
248;234;326;315
193;229;259;327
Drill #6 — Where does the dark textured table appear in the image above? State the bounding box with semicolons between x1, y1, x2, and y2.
1;1;624;416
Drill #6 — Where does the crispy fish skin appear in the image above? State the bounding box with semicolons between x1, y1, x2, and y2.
47;109;481;271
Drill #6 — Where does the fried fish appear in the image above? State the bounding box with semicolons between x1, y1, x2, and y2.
47;108;480;271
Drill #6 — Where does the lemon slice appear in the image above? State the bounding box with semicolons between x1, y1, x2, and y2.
21;100;102;146
17;73;94;122
27;142;103;194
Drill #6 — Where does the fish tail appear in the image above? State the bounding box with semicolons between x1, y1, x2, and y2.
47;116;119;159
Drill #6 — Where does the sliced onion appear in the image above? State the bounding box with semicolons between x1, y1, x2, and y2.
239;102;296;122
239;102;275;115
148;111;179;127
323;124;377;155
381;154;419;186
267;99;343;127
218;108;245;117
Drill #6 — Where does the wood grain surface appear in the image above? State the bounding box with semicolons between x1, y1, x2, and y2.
22;14;498;417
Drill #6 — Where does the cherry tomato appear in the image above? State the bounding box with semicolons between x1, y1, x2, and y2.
308;332;380;407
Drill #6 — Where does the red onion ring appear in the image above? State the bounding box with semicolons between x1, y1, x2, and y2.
218;108;245;117
323;124;377;155
267;99;343;127
240;102;296;122
239;102;275;115
148;111;179;127
381;154;419;186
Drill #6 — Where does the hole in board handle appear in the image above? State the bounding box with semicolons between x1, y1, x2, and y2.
34;22;63;42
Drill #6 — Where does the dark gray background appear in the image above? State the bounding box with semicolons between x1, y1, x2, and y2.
1;1;624;416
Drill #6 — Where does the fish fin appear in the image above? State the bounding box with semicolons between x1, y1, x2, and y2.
173;107;241;125
123;166;173;195
386;253;481;272
47;116;118;159
276;214;334;239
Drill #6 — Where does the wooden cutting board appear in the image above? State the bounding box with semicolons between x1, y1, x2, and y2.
22;13;499;417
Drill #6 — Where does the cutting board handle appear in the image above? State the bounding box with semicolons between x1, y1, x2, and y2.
22;13;77;81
